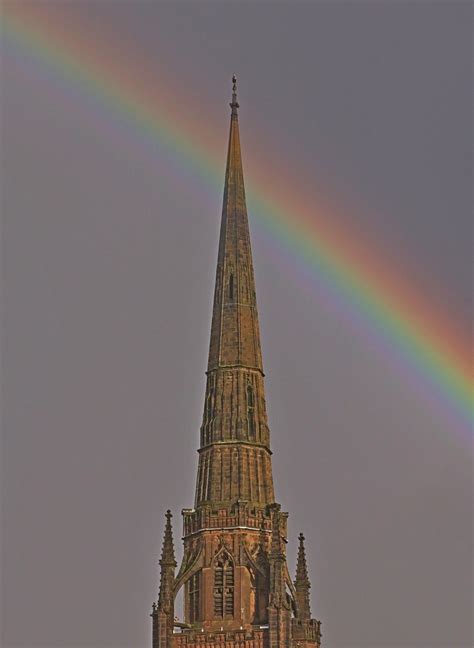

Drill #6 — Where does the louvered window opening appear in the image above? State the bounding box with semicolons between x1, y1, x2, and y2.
189;572;200;622
214;557;234;617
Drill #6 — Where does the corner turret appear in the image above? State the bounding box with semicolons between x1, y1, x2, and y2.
152;511;177;648
291;533;322;647
295;533;311;621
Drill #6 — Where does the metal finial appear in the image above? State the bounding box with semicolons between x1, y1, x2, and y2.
230;74;239;115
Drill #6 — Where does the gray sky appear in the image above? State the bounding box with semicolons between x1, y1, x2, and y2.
1;2;472;648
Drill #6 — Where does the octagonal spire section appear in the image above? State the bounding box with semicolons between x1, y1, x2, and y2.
196;79;274;509
207;78;263;374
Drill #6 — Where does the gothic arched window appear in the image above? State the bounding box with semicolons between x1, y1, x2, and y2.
214;553;234;617
206;388;214;423
229;273;234;301
189;571;200;622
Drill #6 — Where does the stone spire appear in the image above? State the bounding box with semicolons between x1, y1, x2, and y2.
158;510;176;612
152;511;177;648
207;73;263;373
152;78;322;648
195;77;275;508
294;533;312;621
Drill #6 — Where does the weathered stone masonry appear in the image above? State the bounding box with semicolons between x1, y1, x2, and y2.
151;77;322;648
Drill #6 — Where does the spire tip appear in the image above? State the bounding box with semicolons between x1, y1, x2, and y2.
230;74;239;115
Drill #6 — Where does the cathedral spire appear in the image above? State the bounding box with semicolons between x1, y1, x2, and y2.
152;78;322;648
207;75;263;374
195;78;274;508
295;533;312;621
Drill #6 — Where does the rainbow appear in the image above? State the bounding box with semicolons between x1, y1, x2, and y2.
2;5;472;429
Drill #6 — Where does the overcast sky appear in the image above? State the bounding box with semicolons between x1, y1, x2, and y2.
1;2;472;648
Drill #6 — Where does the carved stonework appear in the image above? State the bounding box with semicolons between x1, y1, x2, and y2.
152;78;322;648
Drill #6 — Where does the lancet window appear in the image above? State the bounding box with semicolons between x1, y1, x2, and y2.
188;571;200;622
214;553;234;617
206;391;212;422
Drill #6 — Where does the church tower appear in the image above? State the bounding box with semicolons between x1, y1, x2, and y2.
151;77;322;648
